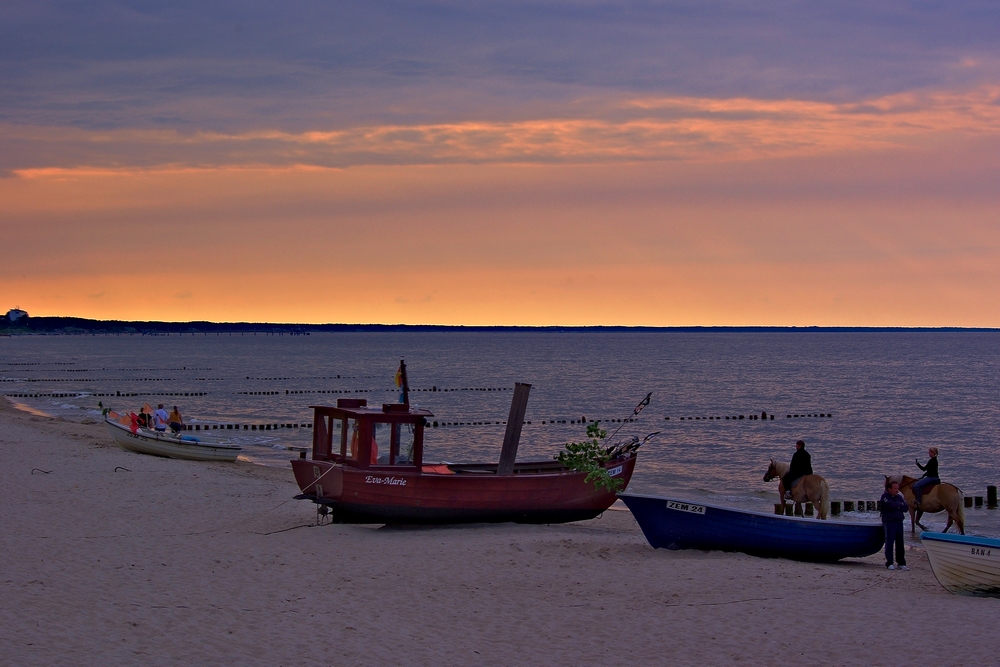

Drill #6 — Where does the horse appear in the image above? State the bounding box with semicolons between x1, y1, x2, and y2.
886;475;965;535
763;459;830;520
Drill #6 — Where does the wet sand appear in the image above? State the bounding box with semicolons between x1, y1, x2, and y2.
1;398;997;666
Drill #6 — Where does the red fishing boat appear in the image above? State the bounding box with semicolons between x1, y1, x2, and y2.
290;362;643;524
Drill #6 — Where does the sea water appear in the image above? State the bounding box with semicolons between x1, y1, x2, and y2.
2;331;998;535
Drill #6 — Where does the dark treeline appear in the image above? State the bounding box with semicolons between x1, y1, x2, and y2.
2;316;997;335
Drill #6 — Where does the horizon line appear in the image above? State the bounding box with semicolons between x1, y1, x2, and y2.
5;316;1000;333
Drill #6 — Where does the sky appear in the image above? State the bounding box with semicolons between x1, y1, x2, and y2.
2;1;999;326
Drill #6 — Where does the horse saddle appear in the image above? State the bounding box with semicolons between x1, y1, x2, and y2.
783;477;805;499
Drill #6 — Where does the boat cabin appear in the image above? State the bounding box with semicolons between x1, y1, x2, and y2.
310;398;434;469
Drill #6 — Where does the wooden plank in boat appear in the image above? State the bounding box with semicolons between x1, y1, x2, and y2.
497;382;531;475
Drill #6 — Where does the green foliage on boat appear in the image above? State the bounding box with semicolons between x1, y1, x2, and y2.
557;422;623;493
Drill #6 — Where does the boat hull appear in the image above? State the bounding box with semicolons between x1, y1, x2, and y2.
619;492;885;562
921;532;1000;597
291;455;636;524
105;419;241;462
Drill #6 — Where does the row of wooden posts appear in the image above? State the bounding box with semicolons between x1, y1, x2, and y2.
5;391;208;398
774;485;999;516
185;423;310;431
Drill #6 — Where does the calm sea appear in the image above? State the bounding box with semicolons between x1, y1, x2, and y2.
3;331;998;535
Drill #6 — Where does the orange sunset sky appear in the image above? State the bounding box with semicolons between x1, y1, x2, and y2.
2;2;999;326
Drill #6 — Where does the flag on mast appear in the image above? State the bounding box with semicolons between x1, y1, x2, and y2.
633;392;652;416
395;359;409;405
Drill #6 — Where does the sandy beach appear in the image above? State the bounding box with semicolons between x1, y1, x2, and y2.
1;398;996;666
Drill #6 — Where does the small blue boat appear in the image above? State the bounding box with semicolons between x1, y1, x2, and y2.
619;492;885;563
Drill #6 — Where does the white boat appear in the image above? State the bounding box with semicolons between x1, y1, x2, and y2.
104;417;242;462
921;532;1000;597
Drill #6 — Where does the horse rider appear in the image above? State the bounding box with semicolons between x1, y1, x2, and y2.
782;439;813;499
913;447;940;508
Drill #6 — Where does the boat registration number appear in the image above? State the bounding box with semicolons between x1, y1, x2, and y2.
667;501;706;515
608;465;623;477
971;547;992;557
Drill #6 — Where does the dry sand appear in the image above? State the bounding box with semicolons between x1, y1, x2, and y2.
1;398;996;666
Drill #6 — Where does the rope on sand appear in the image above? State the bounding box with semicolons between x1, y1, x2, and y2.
253;524;314;535
178;495;303;537
663;596;783;607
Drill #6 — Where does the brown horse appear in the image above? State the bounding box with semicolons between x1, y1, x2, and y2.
886;475;965;535
763;459;830;520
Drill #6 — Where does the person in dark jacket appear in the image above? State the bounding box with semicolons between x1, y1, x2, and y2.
913;447;940;508
781;440;813;499
880;480;909;570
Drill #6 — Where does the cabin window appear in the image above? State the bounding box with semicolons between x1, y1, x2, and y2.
372;422;388;464
369;422;416;465
331;418;343;457
313;414;342;461
393;423;416;465
346;418;362;462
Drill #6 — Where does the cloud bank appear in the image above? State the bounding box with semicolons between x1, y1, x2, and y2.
6;87;1000;174
2;1;999;325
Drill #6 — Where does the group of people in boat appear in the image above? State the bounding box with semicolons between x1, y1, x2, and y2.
135;404;185;434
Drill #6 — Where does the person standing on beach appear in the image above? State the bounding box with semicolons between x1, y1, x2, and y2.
168;406;184;434
153;404;169;433
913;447;940;508
880;480;909;570
781;440;813;499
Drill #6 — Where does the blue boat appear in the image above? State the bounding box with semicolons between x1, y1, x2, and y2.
619;493;885;563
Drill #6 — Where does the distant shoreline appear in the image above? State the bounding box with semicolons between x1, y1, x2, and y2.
2;317;998;335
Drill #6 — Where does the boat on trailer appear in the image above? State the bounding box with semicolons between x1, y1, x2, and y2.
290;363;639;524
921;532;1000;597
619;492;885;562
105;416;242;462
